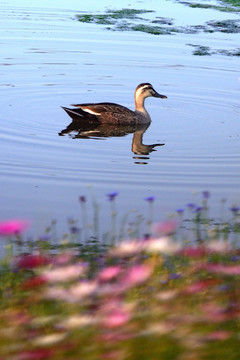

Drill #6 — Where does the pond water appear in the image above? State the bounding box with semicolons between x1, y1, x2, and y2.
0;0;240;239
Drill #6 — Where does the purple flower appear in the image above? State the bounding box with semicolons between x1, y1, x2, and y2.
145;196;155;203
70;226;80;234
176;208;184;214
169;273;182;280
230;206;239;213
106;192;119;201
186;203;196;210
202;191;210;199
79;196;86;203
195;206;203;213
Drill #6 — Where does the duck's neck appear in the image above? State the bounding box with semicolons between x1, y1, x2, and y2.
135;95;150;120
135;94;145;112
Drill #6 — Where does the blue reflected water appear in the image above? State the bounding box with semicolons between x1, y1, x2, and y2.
0;0;240;241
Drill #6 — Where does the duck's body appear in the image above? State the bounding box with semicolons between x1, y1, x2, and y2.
62;83;167;124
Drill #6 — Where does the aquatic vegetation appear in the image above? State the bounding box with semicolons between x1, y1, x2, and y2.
76;5;240;56
206;19;240;33
220;0;240;8
187;43;240;56
77;8;154;26
179;1;240;13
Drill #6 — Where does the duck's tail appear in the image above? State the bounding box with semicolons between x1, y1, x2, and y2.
61;106;99;122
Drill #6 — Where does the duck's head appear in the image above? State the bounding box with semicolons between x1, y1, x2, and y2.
135;83;167;100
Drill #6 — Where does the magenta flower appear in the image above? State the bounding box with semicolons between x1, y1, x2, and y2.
180;246;207;258
0;219;30;236
16;254;50;269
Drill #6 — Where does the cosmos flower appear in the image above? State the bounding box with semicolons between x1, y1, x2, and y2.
16;254;50;269
145;237;181;255
0;219;30;236
41;263;86;283
152;220;178;236
123;264;152;286
98;266;122;282
102;309;131;328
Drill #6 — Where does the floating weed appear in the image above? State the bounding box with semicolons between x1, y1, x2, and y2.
131;24;175;35
76;6;240;58
206;19;240;33
77;8;154;25
187;43;240;56
180;1;240;13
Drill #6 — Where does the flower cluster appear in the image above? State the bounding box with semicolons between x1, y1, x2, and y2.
0;216;240;360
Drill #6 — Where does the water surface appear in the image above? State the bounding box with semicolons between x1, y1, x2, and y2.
0;0;240;238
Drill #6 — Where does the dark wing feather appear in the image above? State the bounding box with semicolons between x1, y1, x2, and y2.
68;102;138;124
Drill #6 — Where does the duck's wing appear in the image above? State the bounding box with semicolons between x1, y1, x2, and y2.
71;102;134;116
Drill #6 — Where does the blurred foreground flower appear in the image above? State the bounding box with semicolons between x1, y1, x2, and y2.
0;219;30;236
16;254;50;269
124;264;153;286
41;263;86;283
152;220;178;236
98;265;122;282
145;237;181;255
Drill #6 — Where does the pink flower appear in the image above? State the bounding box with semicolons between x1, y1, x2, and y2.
124;264;152;286
152;220;178;235
205;330;232;341
102;309;131;328
0;219;30;236
206;263;240;275
184;280;216;294
98;266;121;282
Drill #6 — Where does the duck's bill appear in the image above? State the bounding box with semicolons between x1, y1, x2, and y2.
153;91;167;99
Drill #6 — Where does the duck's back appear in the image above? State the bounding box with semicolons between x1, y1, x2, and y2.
71;102;140;124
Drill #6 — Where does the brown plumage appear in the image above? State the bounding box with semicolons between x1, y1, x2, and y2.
62;83;167;124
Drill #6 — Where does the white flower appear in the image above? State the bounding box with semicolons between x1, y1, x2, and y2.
145;237;181;255
60;315;96;329
41;263;86;283
33;333;66;346
69;281;97;301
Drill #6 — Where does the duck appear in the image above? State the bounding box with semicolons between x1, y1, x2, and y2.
62;83;167;124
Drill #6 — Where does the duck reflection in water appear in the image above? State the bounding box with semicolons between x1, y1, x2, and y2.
59;120;164;157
